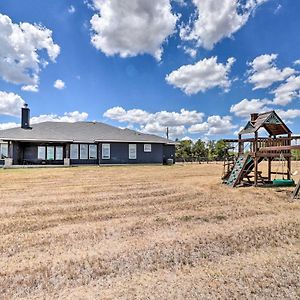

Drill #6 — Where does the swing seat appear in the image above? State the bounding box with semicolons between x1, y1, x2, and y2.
272;179;295;187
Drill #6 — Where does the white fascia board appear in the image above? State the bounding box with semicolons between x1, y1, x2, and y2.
0;138;74;142
72;141;96;144
94;139;172;144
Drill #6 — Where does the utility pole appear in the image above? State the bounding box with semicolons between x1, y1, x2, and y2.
166;127;169;140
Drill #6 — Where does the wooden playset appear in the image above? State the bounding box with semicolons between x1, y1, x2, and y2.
222;111;300;198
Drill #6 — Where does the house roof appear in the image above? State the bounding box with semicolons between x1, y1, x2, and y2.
0;121;174;144
239;111;291;136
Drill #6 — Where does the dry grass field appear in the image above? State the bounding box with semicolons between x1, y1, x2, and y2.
0;163;300;299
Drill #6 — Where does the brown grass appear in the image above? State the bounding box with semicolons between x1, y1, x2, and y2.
0;163;299;299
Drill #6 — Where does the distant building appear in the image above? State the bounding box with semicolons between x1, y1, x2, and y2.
0;105;175;167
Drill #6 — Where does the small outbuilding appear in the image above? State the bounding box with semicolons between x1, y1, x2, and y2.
0;105;175;167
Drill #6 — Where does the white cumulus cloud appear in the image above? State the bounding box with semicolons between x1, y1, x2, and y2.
229;99;300;126
165;56;235;95
272;75;300;105
180;0;268;50
0;13;60;89
103;106;204;138
0;91;26;116
247;54;296;90
90;0;178;60
0;122;19;130
21;85;39;92
104;106;235;137
181;46;197;58
276;109;300;121
189;115;237;135
103;107;150;124
0;111;89;131
104;106;204;126
140;123;186;136
230;98;271;118
31;111;88;124
54;79;66;90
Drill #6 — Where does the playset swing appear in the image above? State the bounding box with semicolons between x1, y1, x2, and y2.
272;153;295;187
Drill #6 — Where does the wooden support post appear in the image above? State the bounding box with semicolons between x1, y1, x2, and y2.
254;131;258;186
254;131;258;152
268;158;272;181
286;157;292;180
287;156;291;180
292;180;300;199
254;157;258;187
238;134;243;154
287;133;291;180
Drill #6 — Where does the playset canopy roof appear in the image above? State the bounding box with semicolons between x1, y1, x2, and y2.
239;111;291;136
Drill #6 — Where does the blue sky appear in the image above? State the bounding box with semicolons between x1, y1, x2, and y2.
0;0;300;140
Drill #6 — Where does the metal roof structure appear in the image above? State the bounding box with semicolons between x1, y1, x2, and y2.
0;121;174;144
239;111;291;136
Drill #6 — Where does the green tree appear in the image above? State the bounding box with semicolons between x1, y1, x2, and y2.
192;139;208;159
214;140;229;160
207;140;216;160
176;140;193;161
292;149;300;160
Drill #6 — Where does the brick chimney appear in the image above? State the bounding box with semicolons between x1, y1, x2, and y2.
21;104;31;129
250;113;258;122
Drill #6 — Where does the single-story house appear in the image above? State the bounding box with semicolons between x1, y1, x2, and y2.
0;105;175;167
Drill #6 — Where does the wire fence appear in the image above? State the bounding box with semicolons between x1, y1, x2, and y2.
175;155;300;164
175;156;231;164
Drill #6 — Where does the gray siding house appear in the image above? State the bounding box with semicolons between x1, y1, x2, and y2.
0;105;175;167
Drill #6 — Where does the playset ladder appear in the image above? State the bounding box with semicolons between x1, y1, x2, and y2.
225;154;253;187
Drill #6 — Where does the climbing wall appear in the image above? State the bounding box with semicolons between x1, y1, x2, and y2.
225;155;253;187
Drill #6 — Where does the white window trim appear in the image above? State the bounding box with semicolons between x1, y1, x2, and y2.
0;143;9;159
102;143;110;159
80;144;89;160
47;146;55;161
56;146;63;160
70;144;79;159
144;144;152;152
129;144;137;160
89;144;97;160
37;146;46;160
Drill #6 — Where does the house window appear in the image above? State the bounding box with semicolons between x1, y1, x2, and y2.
0;143;8;159
38;146;46;160
56;146;63;160
47;146;55;160
102;144;110;159
89;144;97;159
144;144;151;152
70;144;78;159
80;144;88;159
129;144;137;159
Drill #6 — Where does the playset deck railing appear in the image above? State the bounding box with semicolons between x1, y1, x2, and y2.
224;136;300;157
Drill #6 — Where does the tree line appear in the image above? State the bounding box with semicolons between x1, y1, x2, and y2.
175;139;300;162
175;139;230;162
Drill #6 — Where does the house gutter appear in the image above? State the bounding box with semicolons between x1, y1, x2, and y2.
0;138;176;145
